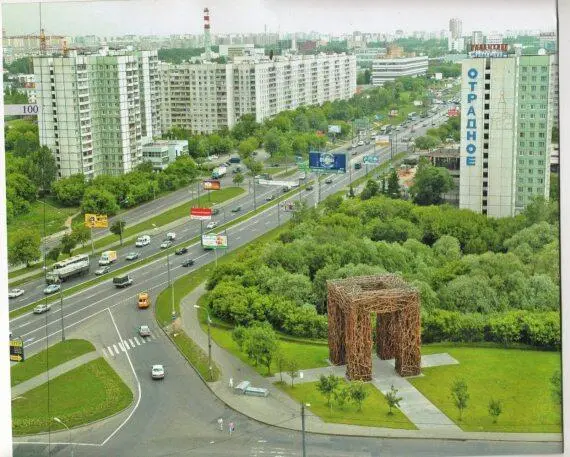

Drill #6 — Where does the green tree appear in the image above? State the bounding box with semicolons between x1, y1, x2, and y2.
241;323;279;375
550;370;562;404
360;179;380;200
451;379;469;421
60;233;77;256
488;398;503;424
385;384;403;415
274;349;287;383
264;128;282;155
8;229;41;267
71;224;90;248
386;169;401;199
46;247;61;262
414;135;440;151
7;173;37;203
349;381;369;412
81;188;120;216
410;162;454;206
28;146;57;194
286;358;300;387
333;385;351;409
238;137;258;159
232;172;245;186
243;158;264;177
316;374;340;410
52;174;87;206
110;220;127;246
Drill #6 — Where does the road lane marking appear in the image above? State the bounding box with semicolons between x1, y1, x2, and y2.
113;343;119;354
102;347;108;357
140;336;146;343
119;342;126;352
134;337;141;346
127;338;135;348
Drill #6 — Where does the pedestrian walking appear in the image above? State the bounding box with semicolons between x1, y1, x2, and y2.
217;417;223;431
229;421;235;437
229;377;234;389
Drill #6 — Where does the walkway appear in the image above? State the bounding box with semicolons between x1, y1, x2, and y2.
11;351;99;399
177;283;561;442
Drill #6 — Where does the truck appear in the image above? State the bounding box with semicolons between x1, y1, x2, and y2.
98;250;118;266
46;254;90;284
113;275;133;288
211;165;227;179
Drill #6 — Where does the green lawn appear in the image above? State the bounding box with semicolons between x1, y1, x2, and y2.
412;344;562;433
277;380;416;430
170;330;220;382
264;166;286;175
7;199;78;243
11;339;95;387
12;357;133;435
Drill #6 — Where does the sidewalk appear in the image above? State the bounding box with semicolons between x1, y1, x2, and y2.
178;283;562;442
11;351;99;399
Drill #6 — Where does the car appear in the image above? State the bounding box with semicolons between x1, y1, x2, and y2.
265;194;276;201
231;206;242;213
182;259;195;267
8;289;24;299
325;177;333;184
282;186;290;193
138;325;151;337
43;284;61;295
212;208;220;215
126;252;140;261
210;154;219;159
151;364;165;379
166;232;176;241
34;303;51;314
160;240;173;249
354;163;362;170
357;140;364;146
306;185;314;191
135;235;151;247
175;246;188;255
95;266;111;275
206;221;218;229
422;122;428;127
351;150;358;156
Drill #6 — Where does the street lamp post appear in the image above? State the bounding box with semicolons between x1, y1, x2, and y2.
53;417;74;457
193;305;213;381
59;286;65;341
301;402;310;457
166;254;175;320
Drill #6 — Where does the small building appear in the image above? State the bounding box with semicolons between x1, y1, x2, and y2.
371;56;428;86
142;140;188;171
422;147;460;205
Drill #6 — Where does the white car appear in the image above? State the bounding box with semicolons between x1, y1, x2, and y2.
8;289;25;299
357;140;364;146
206;221;218;230
166;232;176;241
160;240;172;249
135;235;151;247
34;304;51;314
138;325;151;337
151;364;165;379
210;154;219;159
43;284;61;295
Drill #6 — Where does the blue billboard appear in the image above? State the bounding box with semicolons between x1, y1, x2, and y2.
309;151;347;173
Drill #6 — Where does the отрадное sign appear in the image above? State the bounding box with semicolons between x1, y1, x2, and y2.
465;68;478;166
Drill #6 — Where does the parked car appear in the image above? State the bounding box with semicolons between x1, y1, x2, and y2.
325;177;333;184
126;252;140;261
206;221;218;230
160;240;173;249
95;266;111;276
34;303;51;314
8;289;24;299
175;246;188;255
231;206;242;213
265;194;276;201
151;364;165;379
182;259;195;267
138;325;151;337
43;284;61;295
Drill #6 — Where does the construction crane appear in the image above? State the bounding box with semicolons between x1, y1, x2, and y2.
39;28;47;54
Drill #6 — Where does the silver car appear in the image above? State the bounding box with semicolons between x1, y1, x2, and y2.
34;304;51;314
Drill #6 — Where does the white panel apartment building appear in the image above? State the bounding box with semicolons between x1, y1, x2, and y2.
459;55;555;218
371;56;428;86
159;53;356;134
34;49;160;179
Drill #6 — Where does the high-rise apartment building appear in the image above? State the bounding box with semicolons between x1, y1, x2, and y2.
459;55;555;217
34;49;161;179
449;18;462;40
472;31;484;45
159;53;356;134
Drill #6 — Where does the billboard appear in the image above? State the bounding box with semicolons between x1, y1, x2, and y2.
328;125;341;134
202;179;221;190
448;107;460;117
202;234;228;249
308;151;347;173
84;213;108;228
10;339;24;362
256;179;299;187
375;135;390;146
190;207;213;220
363;155;380;165
4;104;40;116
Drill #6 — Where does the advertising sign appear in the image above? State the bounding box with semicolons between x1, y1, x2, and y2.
84;213;108;228
448;107;459;117
469;44;508;58
363;155;380;165
375;135;391;146
308;151;347;173
389;109;399;117
10;339;24;362
4;104;40;116
328;125;341;134
202;234;228;249
256;180;299;187
190;207;213;220
202;179;221;190
465;67;479;166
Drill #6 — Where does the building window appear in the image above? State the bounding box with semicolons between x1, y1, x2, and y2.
528;187;533;192
519;159;525;165
518;186;523;192
520;132;525;138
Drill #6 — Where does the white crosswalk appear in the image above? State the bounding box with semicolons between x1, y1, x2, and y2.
102;330;158;357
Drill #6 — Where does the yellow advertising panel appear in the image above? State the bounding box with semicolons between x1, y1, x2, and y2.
10;339;24;362
84;213;108;228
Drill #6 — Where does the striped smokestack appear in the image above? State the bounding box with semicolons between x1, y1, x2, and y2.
203;7;212;59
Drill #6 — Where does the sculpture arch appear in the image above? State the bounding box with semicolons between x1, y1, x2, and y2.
327;274;421;381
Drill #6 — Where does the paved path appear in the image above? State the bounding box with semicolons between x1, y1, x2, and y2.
11;351;99;398
177;283;561;442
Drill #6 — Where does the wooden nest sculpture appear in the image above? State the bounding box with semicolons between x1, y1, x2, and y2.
327;274;421;380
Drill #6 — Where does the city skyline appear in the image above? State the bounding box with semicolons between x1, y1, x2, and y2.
2;0;557;38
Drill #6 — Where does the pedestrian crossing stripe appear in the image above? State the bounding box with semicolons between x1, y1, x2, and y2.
103;331;157;357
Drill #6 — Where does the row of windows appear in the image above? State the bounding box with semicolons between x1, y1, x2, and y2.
518;168;546;175
518;159;545;166
520;112;547;119
521;66;549;73
521;75;549;82
519;122;547;129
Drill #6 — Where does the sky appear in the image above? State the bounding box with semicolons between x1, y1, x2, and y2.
1;0;558;37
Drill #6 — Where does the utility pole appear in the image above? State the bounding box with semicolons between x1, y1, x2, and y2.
207;310;213;381
301;403;307;457
317;174;321;204
277;201;281;225
59;286;65;341
252;178;257;210
89;226;95;255
166;254;175;319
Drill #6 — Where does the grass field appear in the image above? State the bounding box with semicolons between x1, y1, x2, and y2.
277;380;417;430
412;344;562;433
11;357;133;435
7;199;78;243
11;339;95;387
169;330;221;382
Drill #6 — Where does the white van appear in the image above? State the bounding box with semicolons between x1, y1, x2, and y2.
135;235;151;247
166;232;176;241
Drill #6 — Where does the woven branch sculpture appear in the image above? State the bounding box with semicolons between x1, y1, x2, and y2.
327;274;421;381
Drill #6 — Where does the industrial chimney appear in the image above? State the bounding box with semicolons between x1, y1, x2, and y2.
203;7;212;59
